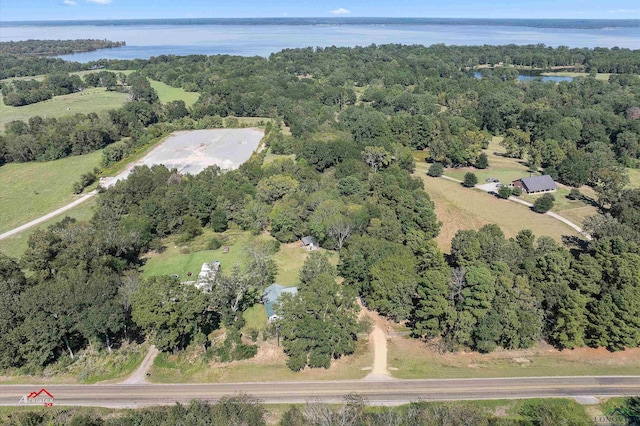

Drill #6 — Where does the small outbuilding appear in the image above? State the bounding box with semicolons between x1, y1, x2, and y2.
263;284;298;323
300;236;318;250
512;175;557;194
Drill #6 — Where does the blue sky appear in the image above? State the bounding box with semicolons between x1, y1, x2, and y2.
1;0;639;21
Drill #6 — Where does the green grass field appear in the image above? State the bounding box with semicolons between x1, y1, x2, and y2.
415;164;580;252
0;197;97;258
541;71;612;81
628;168;640;189
0;88;129;131
142;229;338;287
387;336;640;379
149;79;200;106
0;150;102;235
423;147;595;248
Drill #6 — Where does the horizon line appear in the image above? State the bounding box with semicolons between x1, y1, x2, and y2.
3;16;640;24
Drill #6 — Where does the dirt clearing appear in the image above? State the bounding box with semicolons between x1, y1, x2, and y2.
105;128;264;186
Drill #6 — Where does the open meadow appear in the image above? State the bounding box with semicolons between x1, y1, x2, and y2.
415;136;598;251
148;79;200;106
0;71;200;131
0;198;97;258
414;164;580;252
0;150;102;235
0;88;129;131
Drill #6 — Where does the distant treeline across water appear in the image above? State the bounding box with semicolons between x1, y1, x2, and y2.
2;18;639;60
3;17;639;29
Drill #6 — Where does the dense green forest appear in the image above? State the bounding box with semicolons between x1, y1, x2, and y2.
1;44;639;373
0;39;125;56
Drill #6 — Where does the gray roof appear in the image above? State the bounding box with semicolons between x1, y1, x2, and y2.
516;175;556;192
301;236;315;246
263;284;298;319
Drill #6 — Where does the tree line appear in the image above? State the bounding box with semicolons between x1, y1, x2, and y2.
0;39;125;56
4;394;608;426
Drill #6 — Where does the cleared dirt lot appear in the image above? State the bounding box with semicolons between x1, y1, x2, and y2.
106;128;264;185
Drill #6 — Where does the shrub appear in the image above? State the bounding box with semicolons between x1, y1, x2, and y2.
497;186;512;199
511;186;522;196
427;162;444;177
533;193;555;213
207;237;223;250
463;172;478;188
567;188;582;200
475;153;489;169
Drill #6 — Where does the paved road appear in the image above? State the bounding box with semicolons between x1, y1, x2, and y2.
2;376;639;408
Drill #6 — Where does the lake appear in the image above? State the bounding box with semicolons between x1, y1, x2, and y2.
1;18;639;61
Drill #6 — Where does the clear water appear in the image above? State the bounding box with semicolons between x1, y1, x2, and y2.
1;18;639;62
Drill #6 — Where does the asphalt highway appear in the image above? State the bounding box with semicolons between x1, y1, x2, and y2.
2;376;639;408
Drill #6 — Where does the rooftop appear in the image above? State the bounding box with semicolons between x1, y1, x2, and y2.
263;284;298;319
516;175;556;192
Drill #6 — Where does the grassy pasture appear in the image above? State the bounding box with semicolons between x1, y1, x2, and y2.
0;197;97;258
148;79;200;106
414;137;600;240
0;88;129;131
628;167;640;189
387;335;640;379
414;163;580;252
0;150;102;235
541;71;612;81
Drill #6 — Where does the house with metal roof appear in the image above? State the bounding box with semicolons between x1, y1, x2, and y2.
512;175;557;194
263;284;298;323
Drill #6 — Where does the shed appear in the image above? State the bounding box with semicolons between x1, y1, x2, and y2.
300;236;317;250
263;284;298;322
512;175;557;194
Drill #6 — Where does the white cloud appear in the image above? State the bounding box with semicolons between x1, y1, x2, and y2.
86;0;113;4
608;9;637;13
330;8;351;15
63;0;77;5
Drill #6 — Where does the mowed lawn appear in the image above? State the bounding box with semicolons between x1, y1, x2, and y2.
0;150;102;235
142;229;338;288
0;197;97;258
414;163;580;253
148;79;200;106
0;88;128;131
420;136;599;241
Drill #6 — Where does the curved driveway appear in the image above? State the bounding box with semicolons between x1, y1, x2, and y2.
1;376;639;408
